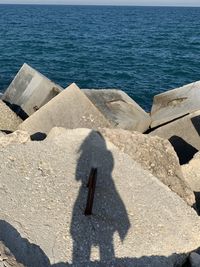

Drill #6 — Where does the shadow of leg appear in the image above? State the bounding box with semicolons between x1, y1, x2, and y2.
99;237;115;262
72;240;91;263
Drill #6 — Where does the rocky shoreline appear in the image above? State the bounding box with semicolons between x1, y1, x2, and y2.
0;63;200;266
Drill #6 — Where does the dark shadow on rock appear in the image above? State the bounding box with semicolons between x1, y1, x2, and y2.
169;136;198;165
30;132;47;141
0;219;192;267
3;100;29;120
71;131;130;263
0;220;51;267
191;115;200;136
193;192;200;215
0;130;13;134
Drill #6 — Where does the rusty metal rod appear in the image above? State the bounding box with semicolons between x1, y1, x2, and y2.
87;167;96;188
85;168;97;216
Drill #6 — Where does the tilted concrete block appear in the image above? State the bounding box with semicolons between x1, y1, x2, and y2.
2;63;63;118
19;83;111;135
151;81;200;128
83;89;151;133
99;128;195;206
19;85;151;136
150;110;200;164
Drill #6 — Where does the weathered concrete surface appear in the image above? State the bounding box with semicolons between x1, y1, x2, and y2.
82;89;151;133
0;130;30;148
2;63;63;117
151;81;200;128
182;152;200;192
0;128;200;267
19;85;150;135
99;128;195;206
0;100;22;132
0;131;5;137
18;83;111;135
0;241;24;267
150;110;200;164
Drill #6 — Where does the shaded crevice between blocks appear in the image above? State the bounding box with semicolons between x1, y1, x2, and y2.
145;113;190;134
3;100;29;121
169;136;198;165
191;115;200;136
193;192;200;216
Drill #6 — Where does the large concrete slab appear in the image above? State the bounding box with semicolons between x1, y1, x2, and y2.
82;89;151;133
99;128;195;206
0;128;200;266
18;84;111;135
2;63;63;118
150;110;200;165
151;81;200;128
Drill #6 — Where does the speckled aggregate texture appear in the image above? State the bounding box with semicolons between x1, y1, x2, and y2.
0;101;22;132
99;128;195;206
0;128;199;267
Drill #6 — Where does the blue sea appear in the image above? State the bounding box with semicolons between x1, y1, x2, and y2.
0;5;200;111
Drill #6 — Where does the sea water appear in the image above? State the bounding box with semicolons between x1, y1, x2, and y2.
0;5;200;111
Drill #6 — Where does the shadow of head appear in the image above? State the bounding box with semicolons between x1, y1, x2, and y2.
75;130;114;183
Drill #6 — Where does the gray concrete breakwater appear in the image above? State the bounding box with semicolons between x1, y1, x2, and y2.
1;63;200;267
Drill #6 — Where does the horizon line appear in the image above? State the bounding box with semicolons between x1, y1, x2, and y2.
0;3;200;8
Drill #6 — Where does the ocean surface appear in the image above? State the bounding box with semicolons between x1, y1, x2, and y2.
0;5;200;111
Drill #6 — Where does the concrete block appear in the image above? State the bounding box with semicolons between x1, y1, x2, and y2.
0;128;200;266
19;83;111;135
151;81;200;128
83;89;151;132
2;63;63;118
99;128;195;206
150;110;200;164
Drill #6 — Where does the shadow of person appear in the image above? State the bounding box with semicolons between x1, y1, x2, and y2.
70;131;130;264
0;219;192;267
